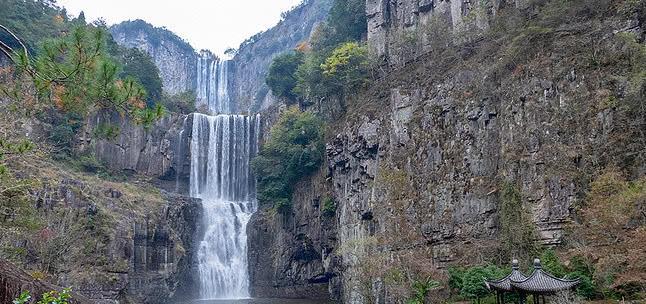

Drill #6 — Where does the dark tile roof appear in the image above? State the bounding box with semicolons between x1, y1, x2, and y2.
486;259;528;291
510;259;580;294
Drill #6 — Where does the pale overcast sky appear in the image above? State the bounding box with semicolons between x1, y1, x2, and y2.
57;0;303;55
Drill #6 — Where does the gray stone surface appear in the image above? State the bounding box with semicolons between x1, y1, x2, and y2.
79;112;192;194
231;0;333;112
247;171;339;300
110;21;197;96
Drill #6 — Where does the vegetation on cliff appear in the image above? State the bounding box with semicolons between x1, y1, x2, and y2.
0;0;167;160
266;0;370;107
0;2;180;301
252;107;324;213
14;288;71;304
271;0;646;301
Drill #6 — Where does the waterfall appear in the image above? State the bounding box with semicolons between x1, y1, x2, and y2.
195;51;233;114
190;113;261;299
215;59;231;114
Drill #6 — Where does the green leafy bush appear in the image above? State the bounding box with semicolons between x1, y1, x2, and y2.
252;107;324;213
407;277;440;304
13;288;72;304
540;249;567;278
266;51;304;102
12;291;30;304
499;182;538;261
448;265;506;303
321;197;337;216
160;91;197;115
321;42;370;95
294;51;334;102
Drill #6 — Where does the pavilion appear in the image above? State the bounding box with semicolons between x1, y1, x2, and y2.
485;259;580;304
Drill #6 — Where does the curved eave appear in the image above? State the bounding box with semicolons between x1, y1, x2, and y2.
486;270;527;292
510;269;580;294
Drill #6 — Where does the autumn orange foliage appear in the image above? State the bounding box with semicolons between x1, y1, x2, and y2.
568;168;646;296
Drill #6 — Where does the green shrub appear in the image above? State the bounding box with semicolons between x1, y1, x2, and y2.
407;277;440;304
321;42;370;95
48;112;83;154
448;266;466;291
459;265;506;303
13;288;72;304
159;91;197;115
12;291;31;304
266;51;304;102
294;51;334;101
252;107;324;213
449;265;507;303
499;182;538;261
540;249;567;278
321;197;337;216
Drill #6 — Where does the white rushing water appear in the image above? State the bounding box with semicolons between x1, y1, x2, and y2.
196;51;232;114
190;113;261;299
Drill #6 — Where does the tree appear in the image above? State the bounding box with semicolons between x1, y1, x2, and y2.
119;47;163;106
252;107;324;213
499;182;538;261
7;25;164;126
407;277;440;304
266;51;304;102
0;0;68;53
328;0;367;43
294;51;332;102
321;42;370;97
458;265;505;304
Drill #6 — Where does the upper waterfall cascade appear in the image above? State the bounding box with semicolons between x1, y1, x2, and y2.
190;113;261;299
196;51;233;114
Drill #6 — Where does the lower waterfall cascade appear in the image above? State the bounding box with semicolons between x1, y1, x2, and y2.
189;113;261;299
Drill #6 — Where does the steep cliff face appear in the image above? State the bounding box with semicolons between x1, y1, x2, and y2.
68;191;202;304
250;1;645;302
0;153;201;304
79;112;192;194
366;0;528;64
248;171;340;300
333;18;644;304
110;20;197;96
231;0;333;112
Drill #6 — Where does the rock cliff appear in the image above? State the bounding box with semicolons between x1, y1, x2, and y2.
247;171;340;300
248;1;645;302
110;20;197;96
80;112;192;194
0;155;201;304
366;0;529;64
231;0;333;112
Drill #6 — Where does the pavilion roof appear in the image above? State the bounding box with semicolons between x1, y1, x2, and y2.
510;259;579;294
486;259;528;292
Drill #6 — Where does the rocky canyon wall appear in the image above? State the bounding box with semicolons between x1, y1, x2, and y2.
367;0;531;64
231;0;333;112
81;112;193;194
248;1;645;303
110;20;197;96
